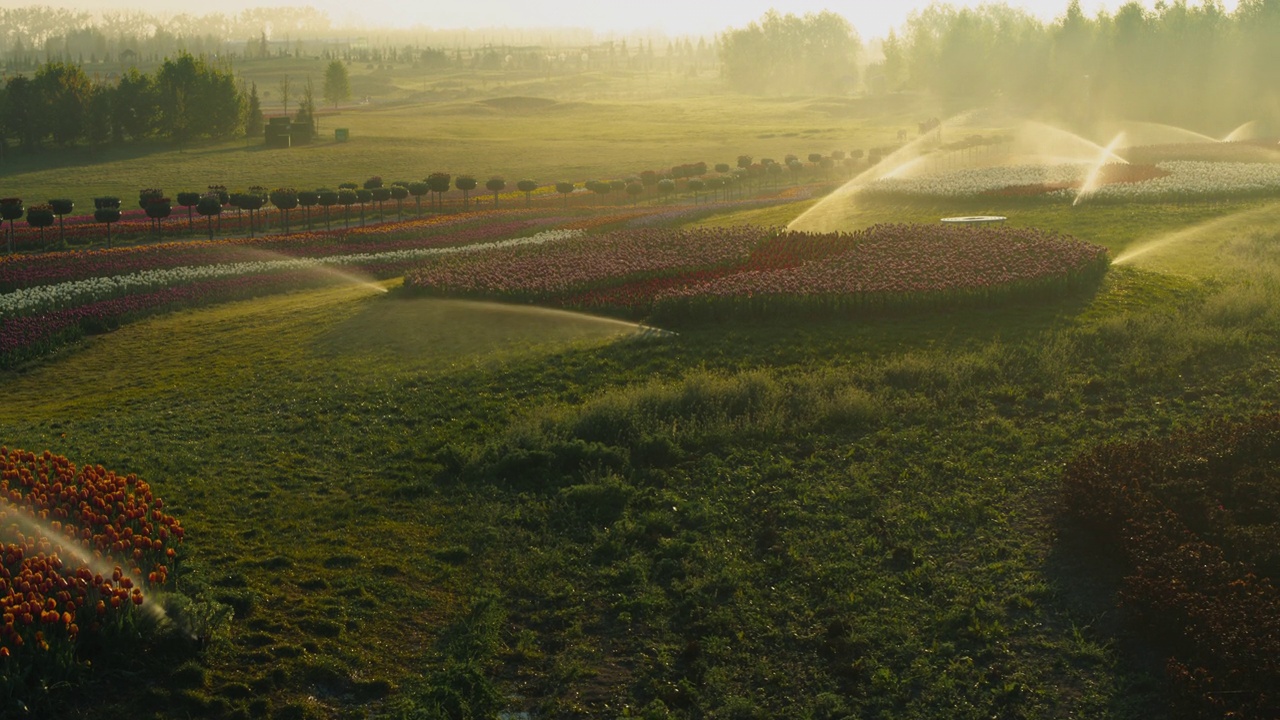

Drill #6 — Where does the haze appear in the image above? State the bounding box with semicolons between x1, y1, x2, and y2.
20;0;1243;38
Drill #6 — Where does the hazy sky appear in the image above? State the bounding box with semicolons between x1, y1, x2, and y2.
37;0;1242;39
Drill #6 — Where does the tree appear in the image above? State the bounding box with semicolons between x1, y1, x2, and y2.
337;188;357;227
587;180;611;203
0;198;23;253
323;60;350;109
47;199;74;244
371;187;391;221
84;85;113;149
294;76;317;141
426;172;451;210
355;189;374;224
721;10;861;95
155;53;244;144
513;179;536;207
25;204;54;247
93;196;121;249
35;62;92;147
278;74;292;116
143;194;172;237
555;181;574;208
196;193;222;240
687;177;705;204
207;184;229;233
177;192;201;229
389;184;409;219
486;177;506;207
234;187;266;236
297;190;318;230
245;82;264;138
317;189;338;230
408;181;430;215
112;68;155;141
269;187;299;233
455;175;478;209
2;76;40;149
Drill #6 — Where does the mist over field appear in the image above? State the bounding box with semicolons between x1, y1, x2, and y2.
4;1;1280;719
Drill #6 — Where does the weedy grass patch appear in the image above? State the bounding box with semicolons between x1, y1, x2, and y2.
4;193;1280;716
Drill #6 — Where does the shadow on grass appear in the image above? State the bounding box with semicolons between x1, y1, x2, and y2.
1;137;266;175
1042;516;1176;719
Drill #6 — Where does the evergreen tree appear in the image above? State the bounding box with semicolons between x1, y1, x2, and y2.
245;82;264;138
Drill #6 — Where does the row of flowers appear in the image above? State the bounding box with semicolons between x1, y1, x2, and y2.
0;211;559;294
649;225;1109;320
0;168;794;252
0;187;815;296
402;223;1110;321
0;230;583;366
403;227;770;300
0;228;581;318
859;160;1280;203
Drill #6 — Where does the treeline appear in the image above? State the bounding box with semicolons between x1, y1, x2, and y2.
0;6;332;68
0;5;707;72
876;0;1280;130
0;53;266;150
719;10;861;95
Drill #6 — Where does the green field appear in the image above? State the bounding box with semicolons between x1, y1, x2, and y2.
0;60;925;215
5;78;1280;718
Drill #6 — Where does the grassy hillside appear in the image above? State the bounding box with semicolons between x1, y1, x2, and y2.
0;65;927;216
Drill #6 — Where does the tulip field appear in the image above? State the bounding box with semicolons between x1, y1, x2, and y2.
0;448;183;699
0;220;583;366
8;114;1280;720
403;223;1109;321
0;184;828;368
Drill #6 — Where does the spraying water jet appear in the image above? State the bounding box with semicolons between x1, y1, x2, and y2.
1223;121;1259;143
1074;133;1129;207
1110;120;1218;146
788;110;981;233
0;498;169;624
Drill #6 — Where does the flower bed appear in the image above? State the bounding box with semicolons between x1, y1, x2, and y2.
650;224;1108;321
1063;414;1280;719
402;224;1108;322
1059;161;1280;203
1;449;183;697
0;230;583;367
0;211;551;294
403;227;769;303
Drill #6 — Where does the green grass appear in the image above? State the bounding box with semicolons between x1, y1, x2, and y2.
6;78;1280;714
0;68;928;217
6;196;1280;717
